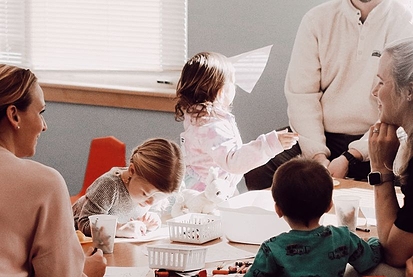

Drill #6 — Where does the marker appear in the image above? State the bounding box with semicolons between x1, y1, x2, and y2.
356;227;370;232
212;269;239;275
157;80;173;85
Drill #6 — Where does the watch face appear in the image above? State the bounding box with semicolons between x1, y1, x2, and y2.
368;172;381;185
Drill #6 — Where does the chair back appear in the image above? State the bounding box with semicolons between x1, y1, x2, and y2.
70;136;126;204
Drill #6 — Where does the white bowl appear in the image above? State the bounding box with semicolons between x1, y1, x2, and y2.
217;190;290;244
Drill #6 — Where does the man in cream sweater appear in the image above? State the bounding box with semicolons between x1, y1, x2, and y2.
245;0;413;190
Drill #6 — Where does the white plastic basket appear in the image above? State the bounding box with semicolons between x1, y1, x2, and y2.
167;213;222;244
147;244;207;272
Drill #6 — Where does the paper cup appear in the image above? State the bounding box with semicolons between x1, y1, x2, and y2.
88;214;118;254
334;195;360;232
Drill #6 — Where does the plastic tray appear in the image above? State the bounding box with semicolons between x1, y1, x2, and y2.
147;244;207;272
167;213;222;244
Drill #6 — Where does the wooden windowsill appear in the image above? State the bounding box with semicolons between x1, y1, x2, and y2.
36;70;180;112
40;82;176;112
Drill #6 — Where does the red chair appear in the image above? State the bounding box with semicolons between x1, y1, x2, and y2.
70;136;126;204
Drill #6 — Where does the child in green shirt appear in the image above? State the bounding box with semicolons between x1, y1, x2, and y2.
245;158;381;277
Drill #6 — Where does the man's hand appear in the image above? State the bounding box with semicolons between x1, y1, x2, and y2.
328;155;348;178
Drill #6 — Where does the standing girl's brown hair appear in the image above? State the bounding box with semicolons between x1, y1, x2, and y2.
174;52;235;122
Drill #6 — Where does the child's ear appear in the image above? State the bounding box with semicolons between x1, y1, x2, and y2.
326;200;333;213
128;163;135;175
275;203;283;218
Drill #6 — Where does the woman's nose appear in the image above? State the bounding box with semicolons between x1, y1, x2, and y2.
42;117;48;131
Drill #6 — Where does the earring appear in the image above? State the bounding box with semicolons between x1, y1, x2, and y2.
408;95;412;101
17;126;20;129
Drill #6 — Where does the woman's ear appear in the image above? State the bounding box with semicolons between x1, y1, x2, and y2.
6;105;20;129
275;203;283;218
407;82;413;101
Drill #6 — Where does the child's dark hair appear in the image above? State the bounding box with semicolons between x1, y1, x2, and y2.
174;52;234;122
271;157;333;227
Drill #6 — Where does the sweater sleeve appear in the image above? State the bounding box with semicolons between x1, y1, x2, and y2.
202;121;283;174
75;175;119;236
31;165;85;277
348;130;369;161
284;12;329;159
348;235;382;273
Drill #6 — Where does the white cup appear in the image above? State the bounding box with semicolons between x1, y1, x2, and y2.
334;195;360;232
88;214;118;254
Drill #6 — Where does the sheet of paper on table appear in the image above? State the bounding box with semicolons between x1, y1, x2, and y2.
332;188;404;227
115;226;169;243
104;266;150;277
205;242;256;263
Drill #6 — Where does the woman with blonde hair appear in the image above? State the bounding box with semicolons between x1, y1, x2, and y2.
369;37;413;269
0;64;106;276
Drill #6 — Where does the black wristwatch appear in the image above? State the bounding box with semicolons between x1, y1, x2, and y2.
342;151;360;165
368;171;394;186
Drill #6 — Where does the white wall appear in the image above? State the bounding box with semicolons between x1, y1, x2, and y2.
34;0;326;195
188;0;325;141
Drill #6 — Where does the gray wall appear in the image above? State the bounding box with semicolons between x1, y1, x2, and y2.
34;0;326;195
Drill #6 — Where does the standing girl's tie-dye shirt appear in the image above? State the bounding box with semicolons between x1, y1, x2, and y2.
181;105;285;193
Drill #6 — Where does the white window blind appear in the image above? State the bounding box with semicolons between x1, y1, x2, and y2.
0;0;187;72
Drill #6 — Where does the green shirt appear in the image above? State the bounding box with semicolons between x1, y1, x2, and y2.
245;225;381;277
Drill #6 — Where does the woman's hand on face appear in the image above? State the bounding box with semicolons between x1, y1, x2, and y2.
139;212;162;231
368;123;399;173
117;220;147;238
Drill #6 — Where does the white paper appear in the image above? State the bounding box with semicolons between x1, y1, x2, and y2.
114;226;169;243
205;243;255;263
229;45;273;94
360;206;377;226
104;266;150;277
332;188;404;227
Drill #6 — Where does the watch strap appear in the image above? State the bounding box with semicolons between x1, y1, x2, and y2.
381;173;395;183
342;151;359;165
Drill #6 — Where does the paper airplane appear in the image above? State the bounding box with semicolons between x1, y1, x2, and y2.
229;45;273;93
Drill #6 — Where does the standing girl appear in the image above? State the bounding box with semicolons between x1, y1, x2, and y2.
73;138;184;238
174;52;298;193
